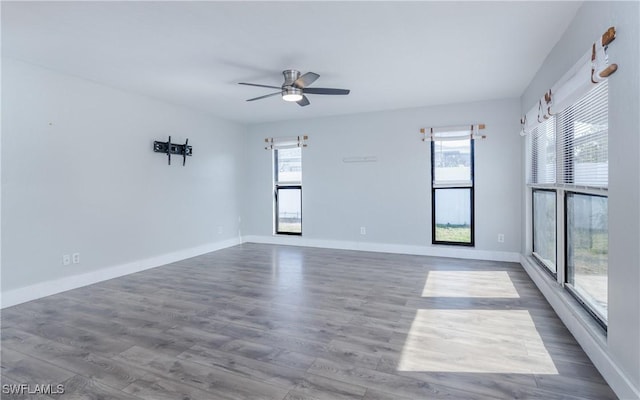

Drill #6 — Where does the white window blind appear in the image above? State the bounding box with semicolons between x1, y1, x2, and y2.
421;124;486;142
528;116;556;185
558;80;608;189
265;135;308;150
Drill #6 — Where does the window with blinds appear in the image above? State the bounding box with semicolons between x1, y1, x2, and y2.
558;80;608;188
526;79;609;328
431;134;474;246
523;27;613;330
274;147;302;235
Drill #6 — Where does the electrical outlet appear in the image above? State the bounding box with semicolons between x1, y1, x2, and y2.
360;227;366;235
72;253;80;264
62;255;71;266
218;226;223;234
498;234;505;243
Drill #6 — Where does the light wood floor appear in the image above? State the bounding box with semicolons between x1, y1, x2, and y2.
1;243;617;399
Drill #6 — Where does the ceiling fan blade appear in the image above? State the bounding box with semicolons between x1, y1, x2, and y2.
304;87;350;95
297;95;310;107
239;82;282;90
246;92;282;102
294;72;320;89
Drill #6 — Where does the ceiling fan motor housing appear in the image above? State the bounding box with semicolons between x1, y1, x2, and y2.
282;69;300;87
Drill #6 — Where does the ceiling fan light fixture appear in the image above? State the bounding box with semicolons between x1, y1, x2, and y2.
282;87;303;102
240;70;349;107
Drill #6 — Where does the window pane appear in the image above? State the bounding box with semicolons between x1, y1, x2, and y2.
434;188;471;244
277;187;301;234
433;139;471;183
533;190;556;272
275;147;302;183
566;193;608;322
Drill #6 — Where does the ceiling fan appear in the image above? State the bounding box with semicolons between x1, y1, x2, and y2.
239;69;350;107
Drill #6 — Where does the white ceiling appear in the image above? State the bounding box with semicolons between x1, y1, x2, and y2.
2;1;581;124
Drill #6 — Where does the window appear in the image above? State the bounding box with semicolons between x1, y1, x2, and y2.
431;133;474;245
532;189;556;274
274;147;302;235
528;117;558;274
566;193;608;323
561;81;609;326
526;81;609;327
523;27;615;328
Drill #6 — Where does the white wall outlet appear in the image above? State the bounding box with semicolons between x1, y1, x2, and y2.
360;227;366;235
218;226;223;234
62;254;71;265
498;234;505;243
72;253;80;264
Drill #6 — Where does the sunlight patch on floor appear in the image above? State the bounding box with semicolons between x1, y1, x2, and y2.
421;271;519;298
398;309;558;374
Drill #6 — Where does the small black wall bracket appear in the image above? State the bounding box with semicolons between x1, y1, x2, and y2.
153;136;192;166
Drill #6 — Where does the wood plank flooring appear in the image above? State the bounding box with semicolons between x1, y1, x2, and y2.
1;243;617;399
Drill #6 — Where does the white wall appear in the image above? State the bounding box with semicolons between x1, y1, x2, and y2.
520;2;640;397
242;99;522;260
1;58;245;301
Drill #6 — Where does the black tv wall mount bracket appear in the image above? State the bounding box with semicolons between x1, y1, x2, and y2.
153;136;192;166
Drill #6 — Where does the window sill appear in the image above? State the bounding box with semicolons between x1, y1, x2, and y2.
432;241;474;247
520;253;635;392
531;252;558;279
521;253;608;348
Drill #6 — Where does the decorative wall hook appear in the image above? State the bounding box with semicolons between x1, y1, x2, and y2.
153;136;192;166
